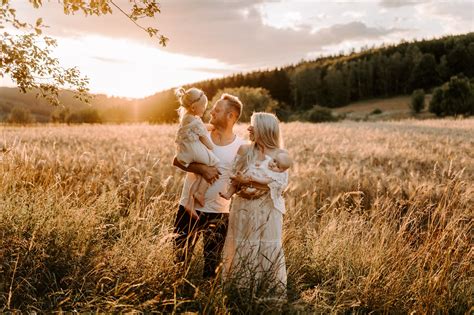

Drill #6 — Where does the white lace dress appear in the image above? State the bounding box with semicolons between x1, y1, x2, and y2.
175;115;219;168
222;155;288;298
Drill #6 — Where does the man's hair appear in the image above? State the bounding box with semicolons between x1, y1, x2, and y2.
220;93;243;120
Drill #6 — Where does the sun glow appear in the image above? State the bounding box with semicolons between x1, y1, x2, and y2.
2;34;236;99
56;36;238;98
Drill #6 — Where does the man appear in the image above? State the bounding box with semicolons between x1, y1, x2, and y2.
172;93;247;278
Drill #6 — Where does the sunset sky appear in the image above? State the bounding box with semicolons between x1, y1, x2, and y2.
2;0;473;98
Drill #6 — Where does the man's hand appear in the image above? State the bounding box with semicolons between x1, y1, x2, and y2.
199;164;221;184
173;157;220;184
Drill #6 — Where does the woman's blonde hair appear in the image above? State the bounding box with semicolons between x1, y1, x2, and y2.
175;87;208;121
251;112;282;149
235;112;283;173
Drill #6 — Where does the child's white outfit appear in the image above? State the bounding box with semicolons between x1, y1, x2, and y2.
175;114;219;168
240;155;288;214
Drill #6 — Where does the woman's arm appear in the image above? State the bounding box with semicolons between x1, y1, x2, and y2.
231;172;270;189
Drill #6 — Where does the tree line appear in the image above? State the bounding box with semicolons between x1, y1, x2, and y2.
148;32;474;121
2;33;473;124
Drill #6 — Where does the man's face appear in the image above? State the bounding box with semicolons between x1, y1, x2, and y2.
210;100;230;127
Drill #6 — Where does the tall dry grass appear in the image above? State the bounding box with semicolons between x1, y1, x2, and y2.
0;119;473;313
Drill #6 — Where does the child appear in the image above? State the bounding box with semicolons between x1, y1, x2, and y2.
175;87;218;213
219;151;291;200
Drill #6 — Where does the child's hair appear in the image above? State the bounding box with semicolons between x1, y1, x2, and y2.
175;87;208;121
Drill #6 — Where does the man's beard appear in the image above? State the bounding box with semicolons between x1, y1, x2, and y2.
211;117;227;129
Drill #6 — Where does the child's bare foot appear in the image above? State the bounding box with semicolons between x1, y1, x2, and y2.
194;192;205;207
184;198;199;219
219;191;232;200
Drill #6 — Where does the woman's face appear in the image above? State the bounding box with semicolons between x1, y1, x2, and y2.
247;124;255;142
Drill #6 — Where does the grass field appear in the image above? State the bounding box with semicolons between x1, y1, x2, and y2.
333;95;435;121
1;119;473;313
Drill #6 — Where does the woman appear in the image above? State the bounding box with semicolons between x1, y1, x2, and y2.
221;112;291;300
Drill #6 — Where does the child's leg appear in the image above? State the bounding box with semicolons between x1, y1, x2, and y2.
193;175;209;207
219;183;237;200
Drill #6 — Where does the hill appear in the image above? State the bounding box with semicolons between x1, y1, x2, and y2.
1;32;473;123
333;95;435;121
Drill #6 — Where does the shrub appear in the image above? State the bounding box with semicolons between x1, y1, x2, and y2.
50;107;70;123
7;106;35;124
371;108;383;115
410;89;425;113
442;76;473;115
429;87;444;116
304;105;337;123
428;76;474;116
209;87;279;122
66;108;102;124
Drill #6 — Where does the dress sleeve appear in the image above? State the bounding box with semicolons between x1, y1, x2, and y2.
190;118;208;138
265;170;288;214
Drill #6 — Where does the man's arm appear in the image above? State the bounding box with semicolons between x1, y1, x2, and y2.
172;157;220;184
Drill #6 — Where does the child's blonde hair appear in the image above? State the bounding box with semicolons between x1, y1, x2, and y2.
175;87;208;121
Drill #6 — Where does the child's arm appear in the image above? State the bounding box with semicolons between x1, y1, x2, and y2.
205;124;215;131
219;182;237;200
231;172;270;190
200;135;214;150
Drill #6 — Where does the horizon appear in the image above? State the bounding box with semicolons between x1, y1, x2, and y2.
2;32;471;101
2;0;473;98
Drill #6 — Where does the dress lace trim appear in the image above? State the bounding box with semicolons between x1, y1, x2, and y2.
175;115;207;144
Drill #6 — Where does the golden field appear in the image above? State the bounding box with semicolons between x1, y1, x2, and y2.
0;119;473;313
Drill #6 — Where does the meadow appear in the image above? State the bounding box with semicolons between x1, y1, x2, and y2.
0;119;473;313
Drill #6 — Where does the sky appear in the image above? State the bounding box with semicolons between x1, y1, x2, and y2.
2;0;474;98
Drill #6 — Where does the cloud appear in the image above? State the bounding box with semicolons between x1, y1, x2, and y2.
92;56;129;64
421;2;474;22
11;0;404;69
150;2;404;68
378;0;427;8
187;67;235;75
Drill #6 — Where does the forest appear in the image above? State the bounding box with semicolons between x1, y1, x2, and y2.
1;32;473;123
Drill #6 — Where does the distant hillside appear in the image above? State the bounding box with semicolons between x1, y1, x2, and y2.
1;32;473;123
333;95;435;121
143;32;474;122
0;87;136;123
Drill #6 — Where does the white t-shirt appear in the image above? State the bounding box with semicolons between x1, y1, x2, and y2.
179;132;247;214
